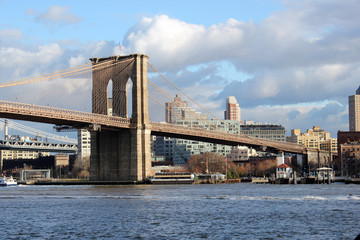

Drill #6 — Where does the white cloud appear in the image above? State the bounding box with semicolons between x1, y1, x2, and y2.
0;44;63;77
255;75;280;99
33;6;82;25
88;40;114;57
243;101;347;137
0;29;22;41
314;64;350;82
69;55;85;67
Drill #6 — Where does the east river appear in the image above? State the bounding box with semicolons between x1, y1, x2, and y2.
0;183;359;239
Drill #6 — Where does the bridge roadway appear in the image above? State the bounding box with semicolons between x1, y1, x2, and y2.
0;101;306;154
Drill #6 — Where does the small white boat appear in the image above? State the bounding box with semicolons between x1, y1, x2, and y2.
0;176;18;186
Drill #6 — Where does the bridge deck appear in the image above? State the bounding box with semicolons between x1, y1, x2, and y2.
0;100;130;128
151;123;306;154
0;101;306;154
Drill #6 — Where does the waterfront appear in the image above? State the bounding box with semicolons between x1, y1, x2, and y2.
0;183;359;239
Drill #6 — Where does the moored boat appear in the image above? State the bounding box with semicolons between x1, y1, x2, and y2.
148;172;195;184
0;176;18;186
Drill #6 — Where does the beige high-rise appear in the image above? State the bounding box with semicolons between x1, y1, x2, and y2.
224;96;241;121
349;86;360;131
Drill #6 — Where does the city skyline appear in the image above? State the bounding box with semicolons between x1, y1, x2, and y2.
1;0;359;137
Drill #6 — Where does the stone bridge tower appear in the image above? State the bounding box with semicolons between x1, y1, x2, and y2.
89;54;151;182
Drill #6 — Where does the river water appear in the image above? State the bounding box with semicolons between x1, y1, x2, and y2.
0;183;359;240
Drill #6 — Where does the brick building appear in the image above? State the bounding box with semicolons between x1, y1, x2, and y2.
337;131;360;176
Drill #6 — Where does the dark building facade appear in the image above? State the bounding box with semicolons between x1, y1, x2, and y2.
337;131;360;176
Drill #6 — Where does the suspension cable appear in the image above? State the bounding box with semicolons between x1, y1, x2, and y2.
0;58;133;88
148;64;240;133
148;63;265;145
148;62;221;121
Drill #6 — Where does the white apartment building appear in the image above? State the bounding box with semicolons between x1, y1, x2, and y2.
77;129;91;158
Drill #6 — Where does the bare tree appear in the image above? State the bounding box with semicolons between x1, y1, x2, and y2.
187;153;226;174
72;156;90;178
256;160;277;177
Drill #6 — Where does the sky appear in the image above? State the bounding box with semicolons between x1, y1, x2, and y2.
0;0;359;138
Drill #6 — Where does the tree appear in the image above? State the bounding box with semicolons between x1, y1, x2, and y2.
71;156;90;178
255;160;277;177
187;152;226;174
237;166;246;177
226;164;242;179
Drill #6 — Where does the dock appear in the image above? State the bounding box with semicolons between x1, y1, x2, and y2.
251;177;269;184
345;178;360;184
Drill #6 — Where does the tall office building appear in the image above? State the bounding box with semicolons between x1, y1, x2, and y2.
349;86;360;131
224;96;241;121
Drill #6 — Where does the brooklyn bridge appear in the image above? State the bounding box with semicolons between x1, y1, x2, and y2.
0;54;330;182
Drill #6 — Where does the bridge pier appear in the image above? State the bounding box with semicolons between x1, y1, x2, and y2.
90;54;152;182
305;149;335;173
90;128;151;182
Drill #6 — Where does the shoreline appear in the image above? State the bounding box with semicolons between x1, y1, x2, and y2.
15;177;359;185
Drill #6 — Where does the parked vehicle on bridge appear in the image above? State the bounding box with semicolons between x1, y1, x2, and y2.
0;176;18;186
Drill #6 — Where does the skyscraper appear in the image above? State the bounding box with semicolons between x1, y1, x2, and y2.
224;96;241;121
349;86;360;131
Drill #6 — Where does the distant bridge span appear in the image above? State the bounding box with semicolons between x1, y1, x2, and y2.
0;100;306;154
0;139;77;153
